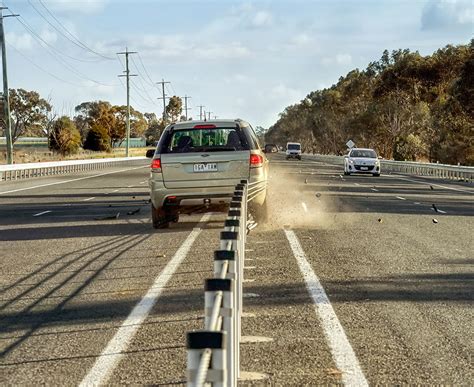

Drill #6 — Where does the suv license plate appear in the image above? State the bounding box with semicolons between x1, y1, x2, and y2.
361;166;368;170
193;163;218;173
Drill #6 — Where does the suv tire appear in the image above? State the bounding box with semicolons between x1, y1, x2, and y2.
151;204;170;229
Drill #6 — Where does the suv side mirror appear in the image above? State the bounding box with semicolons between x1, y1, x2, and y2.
146;149;155;158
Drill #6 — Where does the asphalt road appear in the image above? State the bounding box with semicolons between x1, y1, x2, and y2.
0;155;472;385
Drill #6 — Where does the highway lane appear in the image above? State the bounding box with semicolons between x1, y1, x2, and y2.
240;154;473;384
1;156;472;385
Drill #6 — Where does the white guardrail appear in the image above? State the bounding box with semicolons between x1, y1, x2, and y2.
186;179;266;387
0;157;148;182
303;154;474;183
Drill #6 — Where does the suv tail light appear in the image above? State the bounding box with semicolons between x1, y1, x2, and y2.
250;153;264;168
151;158;162;172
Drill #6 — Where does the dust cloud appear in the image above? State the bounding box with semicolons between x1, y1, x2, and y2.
262;163;342;231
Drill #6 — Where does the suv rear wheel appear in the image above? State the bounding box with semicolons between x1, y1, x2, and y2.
151;204;170;229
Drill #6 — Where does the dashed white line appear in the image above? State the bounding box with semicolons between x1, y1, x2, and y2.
284;230;368;386
396;196;406;200
354;183;360;186
371;188;378;192
83;197;96;201
79;213;211;387
388;175;473;194
33;210;52;217
112;189;119;193
0;165;147;195
301;202;308;212
432;208;447;214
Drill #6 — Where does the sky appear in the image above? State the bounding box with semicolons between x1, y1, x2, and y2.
3;0;473;128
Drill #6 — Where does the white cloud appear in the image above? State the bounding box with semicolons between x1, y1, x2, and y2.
48;0;109;14
421;0;474;30
290;33;312;46
321;53;352;66
40;28;58;45
6;32;34;50
103;34;250;61
251;11;273;28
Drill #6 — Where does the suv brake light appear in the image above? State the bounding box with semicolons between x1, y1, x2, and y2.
151;158;162;172
250;153;263;168
194;124;216;129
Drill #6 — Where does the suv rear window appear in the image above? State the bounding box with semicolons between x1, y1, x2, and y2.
161;127;248;153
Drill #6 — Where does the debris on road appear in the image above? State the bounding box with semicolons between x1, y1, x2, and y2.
157;254;166;258
378;218;383;223
315;192;321;198
127;208;141;215
432;218;439;224
305;178;308;184
430;185;434;190
94;212;120;220
432;204;438;212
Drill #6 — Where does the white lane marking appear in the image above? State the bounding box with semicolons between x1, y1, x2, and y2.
284;230;368;387
388;175;473;194
354;183;360;186
0;165;147;195
432;208;447;214
371;188;378;192
414;202;421;205
33;210;52;217
112;189;119;193
127;185;133;188
140;181;146;184
79;213;211;387
396;196;406;200
301;202;308;213
83;197;96;201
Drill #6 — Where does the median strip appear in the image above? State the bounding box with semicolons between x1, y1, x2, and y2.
284;229;368;387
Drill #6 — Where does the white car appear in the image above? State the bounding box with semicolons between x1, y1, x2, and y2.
286;142;301;160
344;148;381;176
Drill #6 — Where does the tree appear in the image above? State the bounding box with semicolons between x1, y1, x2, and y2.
49;116;81;155
144;112;164;145
74;101;116;144
6;88;52;142
166;96;183;122
111;105;147;145
83;123;111;152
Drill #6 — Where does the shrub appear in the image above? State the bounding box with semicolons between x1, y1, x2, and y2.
83;123;111;152
49;116;81;155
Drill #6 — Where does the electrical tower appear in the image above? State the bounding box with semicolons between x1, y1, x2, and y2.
117;48;137;157
0;7;19;164
157;79;170;121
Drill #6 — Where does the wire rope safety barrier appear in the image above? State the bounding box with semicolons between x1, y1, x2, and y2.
186;179;266;387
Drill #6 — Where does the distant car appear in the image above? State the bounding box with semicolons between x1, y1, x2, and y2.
264;143;277;153
344;148;381;176
286;142;301;160
147;119;269;228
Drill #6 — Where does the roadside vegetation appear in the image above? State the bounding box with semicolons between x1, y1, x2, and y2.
267;41;473;165
0;92;184;160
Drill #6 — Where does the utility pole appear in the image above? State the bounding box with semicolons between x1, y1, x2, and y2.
182;95;191;120
117;48;137;157
197;105;205;121
213;115;218;119
0;7;19;164
156;79;170;122
207;111;213;121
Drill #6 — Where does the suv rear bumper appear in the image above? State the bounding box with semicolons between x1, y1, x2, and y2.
149;179;266;209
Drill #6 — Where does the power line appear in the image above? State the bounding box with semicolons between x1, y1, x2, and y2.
31;0;114;60
136;52;158;88
7;42;82;86
13;15;118;86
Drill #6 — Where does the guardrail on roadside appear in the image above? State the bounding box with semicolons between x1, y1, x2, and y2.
304;154;474;182
187;180;259;387
0;157;148;182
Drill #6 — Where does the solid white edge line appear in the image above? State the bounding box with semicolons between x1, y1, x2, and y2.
33;210;52;217
284;229;368;387
79;213;211;387
387;175;473;194
0;166;147;195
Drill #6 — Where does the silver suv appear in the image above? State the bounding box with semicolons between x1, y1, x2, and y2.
147;119;269;228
